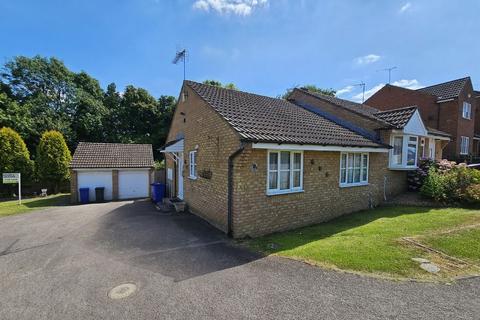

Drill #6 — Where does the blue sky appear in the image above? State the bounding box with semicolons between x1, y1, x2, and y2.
1;0;479;101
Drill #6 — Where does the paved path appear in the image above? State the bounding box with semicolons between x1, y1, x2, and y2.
0;200;478;319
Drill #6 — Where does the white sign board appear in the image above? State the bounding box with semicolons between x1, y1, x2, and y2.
3;173;20;184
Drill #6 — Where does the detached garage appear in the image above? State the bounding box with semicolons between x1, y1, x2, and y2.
70;142;154;203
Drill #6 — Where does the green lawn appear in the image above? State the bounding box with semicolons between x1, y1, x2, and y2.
246;206;480;280
0;194;69;217
421;228;480;264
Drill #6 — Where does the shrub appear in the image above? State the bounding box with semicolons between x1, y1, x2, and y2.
36;130;72;193
420;168;450;201
407;158;437;191
421;165;480;203
0;127;34;179
464;184;480;203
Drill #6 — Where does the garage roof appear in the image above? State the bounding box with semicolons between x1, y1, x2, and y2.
70;142;154;168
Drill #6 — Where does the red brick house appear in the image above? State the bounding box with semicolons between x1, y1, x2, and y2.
161;81;448;238
366;77;479;161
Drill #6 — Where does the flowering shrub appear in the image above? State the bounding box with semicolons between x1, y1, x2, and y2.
420;163;480;203
407;158;437;191
465;184;480;203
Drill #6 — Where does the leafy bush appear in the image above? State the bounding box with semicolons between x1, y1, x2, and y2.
420;165;480;203
0;127;34;179
464;184;480;203
36;130;72;193
420;168;449;201
407;158;437;191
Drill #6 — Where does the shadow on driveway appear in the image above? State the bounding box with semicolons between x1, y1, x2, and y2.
89;200;260;281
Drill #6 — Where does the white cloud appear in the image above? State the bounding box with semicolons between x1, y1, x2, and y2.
336;85;354;96
352;84;384;103
193;0;268;16
355;54;381;65
351;79;422;102
399;2;412;13
391;79;422;89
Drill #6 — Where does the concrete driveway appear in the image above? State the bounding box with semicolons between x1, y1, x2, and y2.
0;200;478;320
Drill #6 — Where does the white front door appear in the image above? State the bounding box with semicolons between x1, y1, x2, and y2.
177;152;184;200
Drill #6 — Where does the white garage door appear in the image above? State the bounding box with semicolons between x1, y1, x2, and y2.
118;170;149;199
77;171;113;201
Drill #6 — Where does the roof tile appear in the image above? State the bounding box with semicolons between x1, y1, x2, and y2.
71;142;154;168
185;81;384;148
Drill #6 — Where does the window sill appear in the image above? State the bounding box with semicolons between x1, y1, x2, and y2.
266;189;304;196
339;182;369;188
388;166;418;171
188;176;197;180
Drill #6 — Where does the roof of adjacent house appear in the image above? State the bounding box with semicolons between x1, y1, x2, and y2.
295;88;380;117
374;106;418;129
185;81;386;148
474;90;480;98
427;127;451;138
70;142;154;168
417;77;470;101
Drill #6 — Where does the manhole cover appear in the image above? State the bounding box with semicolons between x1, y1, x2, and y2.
108;283;137;299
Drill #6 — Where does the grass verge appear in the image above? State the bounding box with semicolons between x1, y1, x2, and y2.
245;206;480;281
0;194;69;217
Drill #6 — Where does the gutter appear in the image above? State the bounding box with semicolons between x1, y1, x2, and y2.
227;143;245;237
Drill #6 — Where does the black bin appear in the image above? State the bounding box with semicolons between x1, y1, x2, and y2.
95;187;105;202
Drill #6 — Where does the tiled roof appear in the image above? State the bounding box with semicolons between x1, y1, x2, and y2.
185;81;385;148
374;106;417;129
474;90;480;98
417;77;470;101
71;142;154;168
427;127;451;138
300;89;380;116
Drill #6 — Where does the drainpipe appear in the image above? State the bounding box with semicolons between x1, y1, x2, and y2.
227;143;245;237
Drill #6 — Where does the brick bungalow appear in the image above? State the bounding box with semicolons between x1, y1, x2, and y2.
366;77;479;161
162;81;449;238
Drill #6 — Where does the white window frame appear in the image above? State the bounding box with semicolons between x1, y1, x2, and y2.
462;102;472;119
267;150;303;195
460;136;470;155
189;150;197;179
339;152;369;187
389;135;419;169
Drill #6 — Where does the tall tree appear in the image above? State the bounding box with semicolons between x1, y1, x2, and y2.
103;83;122;142
202;80;238;90
281;85;336;99
1;56;74;152
70;72;108;143
0;127;34;180
36;130;72;193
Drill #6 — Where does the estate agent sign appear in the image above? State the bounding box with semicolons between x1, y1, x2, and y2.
2;173;21;204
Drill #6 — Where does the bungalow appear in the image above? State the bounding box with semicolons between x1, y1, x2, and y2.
162;81;449;238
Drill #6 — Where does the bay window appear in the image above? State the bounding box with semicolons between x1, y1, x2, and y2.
340;153;369;187
390;135;418;169
267;151;303;195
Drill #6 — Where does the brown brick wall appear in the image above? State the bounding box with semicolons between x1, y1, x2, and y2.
165;84;242;232
366;85;440;128
112;170;119;200
70;170;77;203
231;145;406;238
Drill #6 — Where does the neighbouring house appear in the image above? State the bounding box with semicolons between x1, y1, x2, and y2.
70;142;154;203
287;88;450;168
366;77;479;161
162;81;449;238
